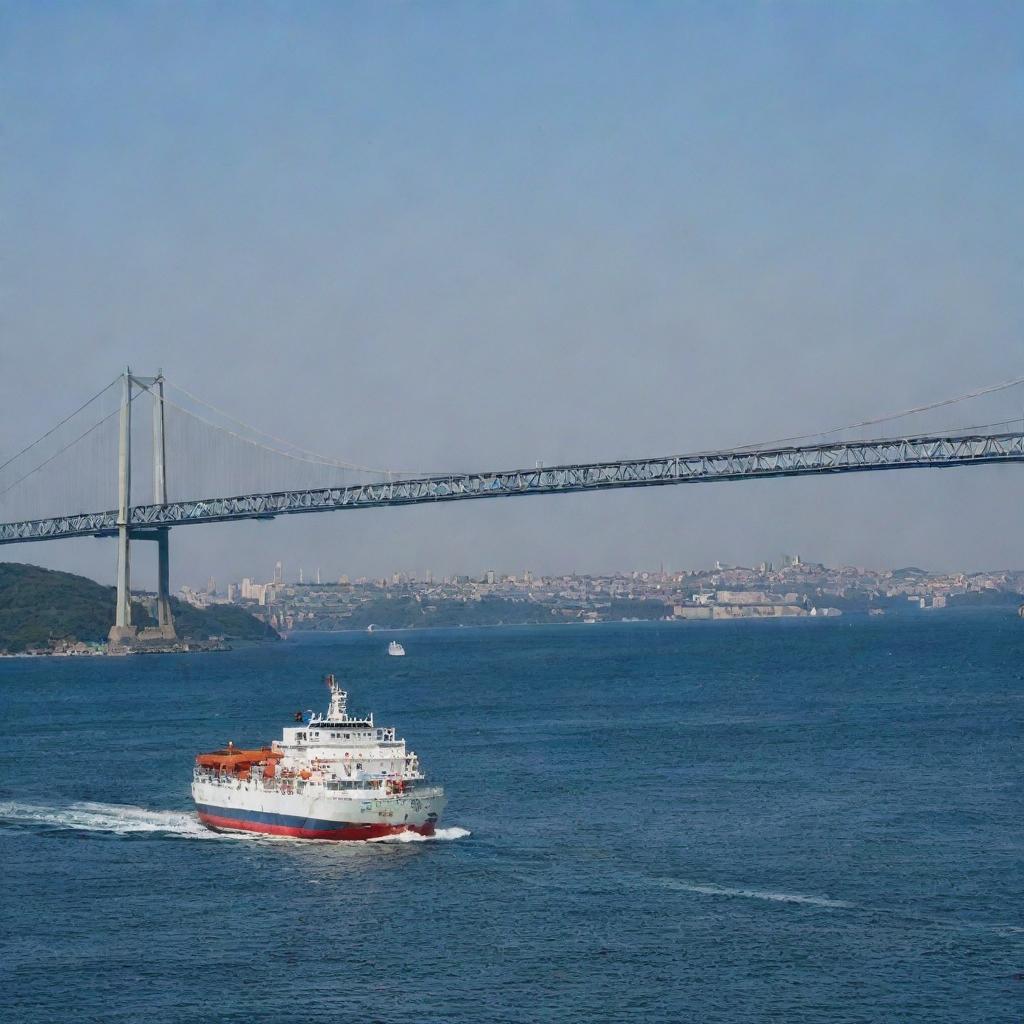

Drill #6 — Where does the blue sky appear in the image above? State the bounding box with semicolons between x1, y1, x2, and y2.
2;2;1022;584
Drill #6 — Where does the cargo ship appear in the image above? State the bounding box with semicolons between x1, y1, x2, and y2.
192;675;446;840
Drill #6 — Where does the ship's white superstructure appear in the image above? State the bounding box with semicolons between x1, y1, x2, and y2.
192;675;445;840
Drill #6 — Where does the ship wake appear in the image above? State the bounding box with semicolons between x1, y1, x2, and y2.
0;801;471;846
0;800;226;840
659;878;852;908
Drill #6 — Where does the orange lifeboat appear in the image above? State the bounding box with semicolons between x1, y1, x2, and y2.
195;746;283;772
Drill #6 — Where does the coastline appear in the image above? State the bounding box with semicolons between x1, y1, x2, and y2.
281;605;1021;640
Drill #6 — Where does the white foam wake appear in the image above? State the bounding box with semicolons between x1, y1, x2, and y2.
0;801;472;846
0;800;222;839
368;826;471;844
661;879;852;908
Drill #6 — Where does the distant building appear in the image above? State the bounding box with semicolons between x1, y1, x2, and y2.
716;590;771;605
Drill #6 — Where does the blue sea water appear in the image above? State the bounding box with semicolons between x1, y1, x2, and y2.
1;613;1022;1023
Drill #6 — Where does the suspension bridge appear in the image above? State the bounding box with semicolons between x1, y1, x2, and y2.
2;368;1023;645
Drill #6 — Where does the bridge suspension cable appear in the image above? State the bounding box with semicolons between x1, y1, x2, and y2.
2;367;1023;537
149;369;1024;497
0;376;133;523
734;372;1024;451
0;376;119;476
159;380;396;475
0;406;121;500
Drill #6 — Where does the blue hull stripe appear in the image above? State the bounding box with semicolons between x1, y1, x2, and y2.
195;803;361;832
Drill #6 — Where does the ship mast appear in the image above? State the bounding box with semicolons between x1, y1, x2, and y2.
326;674;348;720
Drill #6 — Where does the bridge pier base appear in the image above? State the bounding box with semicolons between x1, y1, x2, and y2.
107;530;178;645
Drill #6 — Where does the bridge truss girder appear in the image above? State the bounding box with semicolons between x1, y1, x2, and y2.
1;430;1022;545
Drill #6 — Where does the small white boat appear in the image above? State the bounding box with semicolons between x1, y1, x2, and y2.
387;640;406;657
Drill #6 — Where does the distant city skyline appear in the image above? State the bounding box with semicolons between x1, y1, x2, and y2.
177;550;1024;633
187;550;1024;595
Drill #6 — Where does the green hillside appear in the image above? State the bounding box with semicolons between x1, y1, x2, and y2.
0;562;278;652
165;596;279;642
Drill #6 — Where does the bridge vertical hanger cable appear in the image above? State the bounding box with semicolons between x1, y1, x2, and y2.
160;371;1024;488
158;379;446;483
0;378;129;524
160;381;397;475
143;371;1024;504
0;390;136;500
0;377;120;476
131;379;445;504
167;370;1024;468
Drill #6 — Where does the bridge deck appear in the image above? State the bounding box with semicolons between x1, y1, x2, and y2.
1;430;1022;544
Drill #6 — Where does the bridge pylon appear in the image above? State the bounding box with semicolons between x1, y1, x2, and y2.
107;368;177;647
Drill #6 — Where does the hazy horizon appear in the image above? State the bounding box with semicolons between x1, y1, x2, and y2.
6;545;1024;597
2;2;1022;591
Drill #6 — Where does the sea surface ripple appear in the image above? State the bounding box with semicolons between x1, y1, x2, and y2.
1;613;1022;1023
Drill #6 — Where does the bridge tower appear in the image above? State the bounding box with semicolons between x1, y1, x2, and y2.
108;367;134;644
107;368;177;646
151;372;174;636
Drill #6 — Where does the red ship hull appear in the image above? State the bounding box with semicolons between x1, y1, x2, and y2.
197;808;436;841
